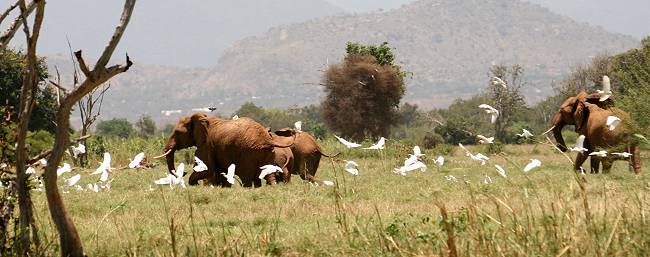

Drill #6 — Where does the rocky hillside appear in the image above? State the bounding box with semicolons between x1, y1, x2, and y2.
47;0;638;124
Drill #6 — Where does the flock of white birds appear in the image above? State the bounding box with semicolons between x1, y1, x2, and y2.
0;77;634;192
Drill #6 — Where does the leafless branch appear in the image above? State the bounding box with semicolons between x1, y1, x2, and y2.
48;80;68;94
73;50;92;79
95;0;136;69
0;0;36;50
0;0;19;25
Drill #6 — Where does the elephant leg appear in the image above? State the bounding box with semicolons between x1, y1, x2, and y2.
630;145;641;174
308;154;322;178
601;158;614;173
264;174;278;185
574;152;589;173
282;167;291;183
590;156;600;174
188;171;211;186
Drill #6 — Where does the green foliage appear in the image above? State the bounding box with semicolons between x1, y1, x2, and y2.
234;102;329;138
345;41;408;87
488;65;527;143
97;118;134;139
611;38;650;128
25;130;53;157
0;48;54;133
135;115;156;138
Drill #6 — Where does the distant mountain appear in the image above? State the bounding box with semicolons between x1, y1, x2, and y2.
46;0;639;125
201;0;637;109
526;0;650;39
37;0;345;67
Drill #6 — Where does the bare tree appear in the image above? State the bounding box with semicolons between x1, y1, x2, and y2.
488;65;526;142
0;0;36;50
41;1;136;255
75;84;110;166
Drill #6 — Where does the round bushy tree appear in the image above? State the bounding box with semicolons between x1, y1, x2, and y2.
321;42;406;141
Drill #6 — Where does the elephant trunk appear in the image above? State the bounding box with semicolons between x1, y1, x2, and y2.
551;112;568;152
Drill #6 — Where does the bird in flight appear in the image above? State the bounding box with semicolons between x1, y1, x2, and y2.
334;135;362;148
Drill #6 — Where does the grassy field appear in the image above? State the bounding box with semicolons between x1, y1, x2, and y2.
25;137;650;256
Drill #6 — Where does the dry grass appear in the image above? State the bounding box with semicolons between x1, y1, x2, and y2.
22;138;650;256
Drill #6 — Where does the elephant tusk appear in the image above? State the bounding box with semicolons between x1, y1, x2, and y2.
153;149;172;159
541;126;556;135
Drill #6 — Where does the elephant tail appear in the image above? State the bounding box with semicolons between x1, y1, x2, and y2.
319;151;341;158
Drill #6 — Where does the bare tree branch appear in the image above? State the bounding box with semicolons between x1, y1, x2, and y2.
0;0;19;25
73;50;92;79
95;0;135;69
0;0;35;50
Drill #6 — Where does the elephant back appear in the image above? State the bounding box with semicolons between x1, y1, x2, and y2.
212;117;278;150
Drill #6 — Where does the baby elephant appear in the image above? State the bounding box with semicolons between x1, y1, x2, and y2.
269;128;339;182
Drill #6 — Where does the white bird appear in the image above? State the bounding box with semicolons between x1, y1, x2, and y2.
161;110;182;116
470;153;490;165
193;156;208;172
128;152;145;169
0;163;5;169
71;143;86;158
606;116;621;131
344;161;359;176
26;167;36;175
495;165;507;178
364;137;386;150
478;104;499;124
92;152;111;182
394;161;427;176
39;159;47;167
334;135;362;148
483;174;493;184
232;115;239;120
589;150;608;157
597;75;612;102
154;163;186;188
570;135;588;153
191;107;212;112
87;183;100;193
322;180;334;186
476;135;494;144
491;76;507;89
516;129;534;139
64;174;81;187
294;121;302;132
445;175;458;182
259;165;283;179
524;159;542;172
612;152;632;158
458;143;472;156
221;164;236;185
412;145;425;157
101;179;113;191
433;156;445;167
57;163;72;176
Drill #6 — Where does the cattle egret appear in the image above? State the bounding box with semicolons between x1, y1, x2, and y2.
129;152;145;169
221;164;236;185
570;135;588;153
470;153;490;165
294;121;302;132
589;151;608;157
478;104;499;124
495;165;507;178
87;183;100;193
334;135;362;148
232;115;239;120
92;152;111;182
394;161;427;176
259;165;283;179
161;110;182;116
57;163;72;176
597;75;612;102
412;146;425;157
26;167;36;174
71;143;86;158
606;116;621;131
0;163;5;169
65;174;81;187
445;175;458;182
483;174;493;184
322;180;334;186
155;163;186;188
39;159;47;167
364;137;386;150
191;107;213;112
193;156;208;172
458;143;471;156
101;180;113;191
517;129;534;139
492;77;507;88
524;159;542;172
344;161;359;176
476;135;494;144
612;152;632;158
433;156;444;167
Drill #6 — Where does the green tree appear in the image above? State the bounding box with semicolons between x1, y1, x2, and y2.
321;42;406;141
96;118;134;139
488;65;527;143
0;48;55;133
135;115;156;137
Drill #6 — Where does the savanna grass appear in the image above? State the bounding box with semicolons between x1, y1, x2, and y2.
17;136;650;256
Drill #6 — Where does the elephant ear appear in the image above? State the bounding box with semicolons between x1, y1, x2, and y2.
191;113;209;145
274;128;295;137
573;100;589;132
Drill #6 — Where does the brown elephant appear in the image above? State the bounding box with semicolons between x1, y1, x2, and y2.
550;92;641;173
270;128;339;182
155;113;294;187
266;146;294;184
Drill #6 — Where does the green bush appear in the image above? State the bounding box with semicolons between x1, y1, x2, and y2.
97;118;134;139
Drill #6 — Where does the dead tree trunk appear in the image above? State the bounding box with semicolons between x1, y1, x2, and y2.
41;1;136;256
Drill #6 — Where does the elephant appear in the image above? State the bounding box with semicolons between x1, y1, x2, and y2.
266;146;294;184
155;113;294;187
549;91;641;173
270;128;339;182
